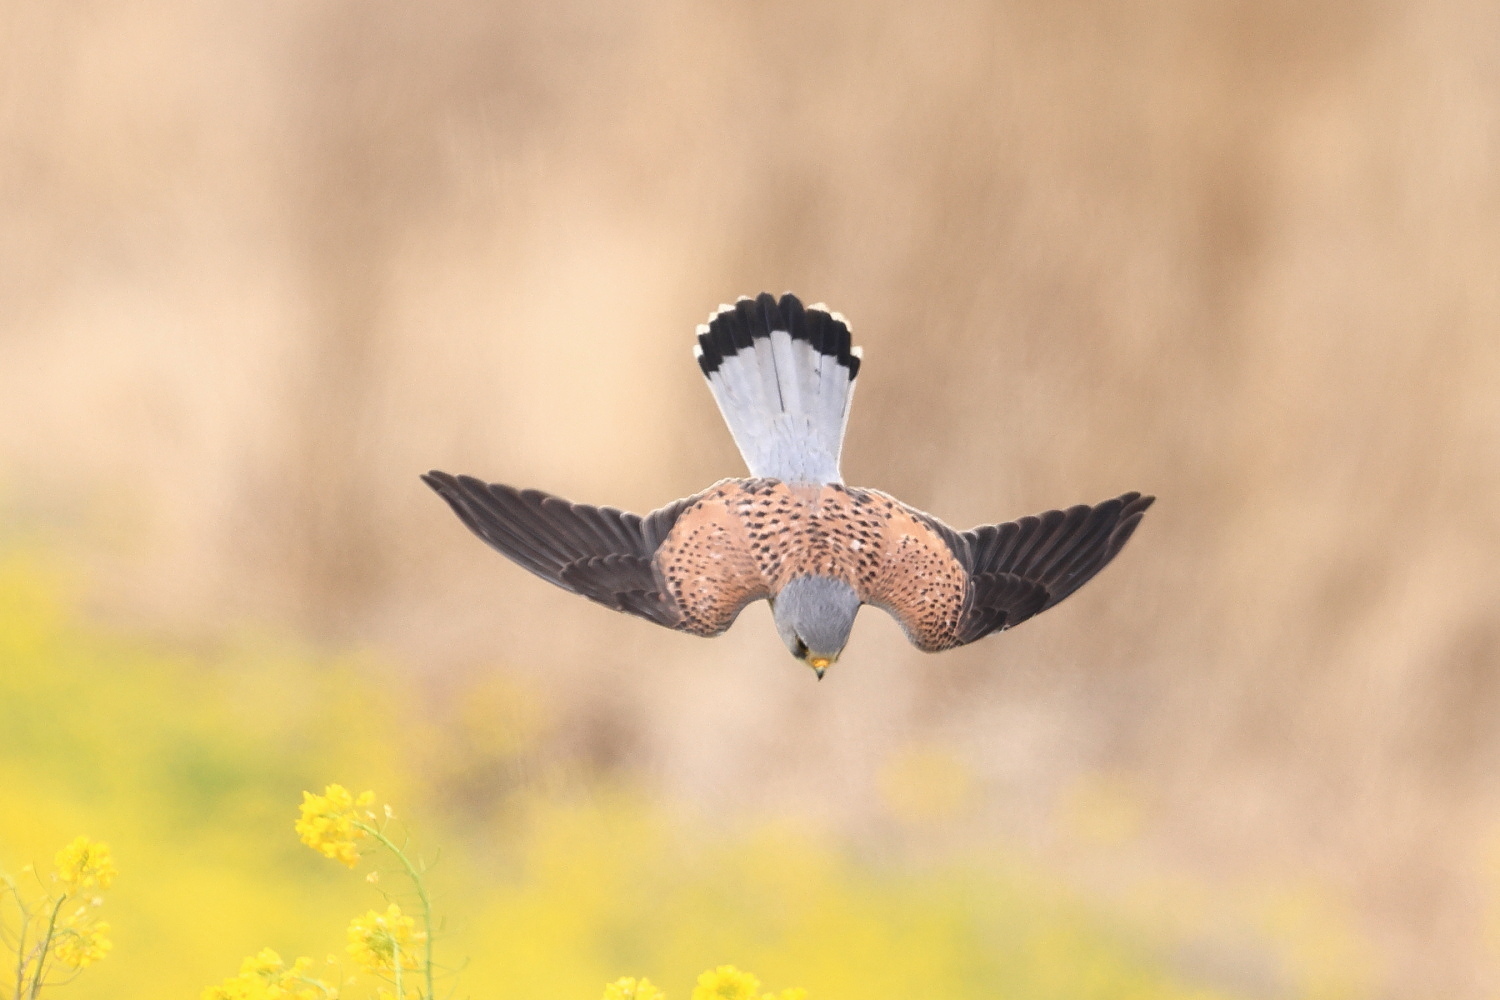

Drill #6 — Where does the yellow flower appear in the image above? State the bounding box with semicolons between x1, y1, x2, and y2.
692;966;761;1000
763;991;807;1000
53;920;111;968
272;956;330;1000
244;947;286;976
202;980;256;1000
295;785;376;868
603;977;666;1000
54;836;116;890
346;903;423;973
202;948;335;1000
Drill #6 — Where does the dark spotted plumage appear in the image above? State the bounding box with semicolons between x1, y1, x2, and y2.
424;292;1154;665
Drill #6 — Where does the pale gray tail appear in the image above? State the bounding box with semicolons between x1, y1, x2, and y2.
694;292;862;484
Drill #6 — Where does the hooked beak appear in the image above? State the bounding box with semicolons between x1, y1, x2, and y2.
807;655;833;680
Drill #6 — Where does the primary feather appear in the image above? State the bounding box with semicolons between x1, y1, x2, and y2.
423;292;1155;670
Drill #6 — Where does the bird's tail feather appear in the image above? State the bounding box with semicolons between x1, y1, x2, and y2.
694;292;861;483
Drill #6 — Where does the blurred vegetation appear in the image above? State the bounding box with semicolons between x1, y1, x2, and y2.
0;550;1273;1000
3;2;1499;993
2;835;116;997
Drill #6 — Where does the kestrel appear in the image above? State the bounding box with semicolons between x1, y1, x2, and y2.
425;293;1153;677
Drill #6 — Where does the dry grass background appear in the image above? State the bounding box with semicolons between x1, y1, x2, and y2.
2;1;1499;995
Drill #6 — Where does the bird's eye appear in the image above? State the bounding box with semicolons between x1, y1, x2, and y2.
793;637;809;659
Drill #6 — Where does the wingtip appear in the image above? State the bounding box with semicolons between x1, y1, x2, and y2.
1109;500;1153;548
1108;490;1155;512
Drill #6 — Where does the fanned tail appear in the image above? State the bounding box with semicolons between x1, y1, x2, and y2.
694;292;861;484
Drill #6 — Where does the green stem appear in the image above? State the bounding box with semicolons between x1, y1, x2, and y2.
290;976;336;999
26;896;66;1000
6;877;28;1000
11;913;26;1000
355;822;434;1000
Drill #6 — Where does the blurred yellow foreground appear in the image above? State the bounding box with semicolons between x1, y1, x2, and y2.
0;552;1344;999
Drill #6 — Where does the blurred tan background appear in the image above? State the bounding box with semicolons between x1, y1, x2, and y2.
3;1;1499;995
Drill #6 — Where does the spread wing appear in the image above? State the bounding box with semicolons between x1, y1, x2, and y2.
422;470;700;630
942;491;1155;648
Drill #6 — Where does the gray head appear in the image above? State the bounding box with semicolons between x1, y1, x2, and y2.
772;575;862;678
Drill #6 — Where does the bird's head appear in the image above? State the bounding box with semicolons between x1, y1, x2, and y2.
771;576;861;679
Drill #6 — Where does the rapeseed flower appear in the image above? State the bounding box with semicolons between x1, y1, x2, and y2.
603;976;666;1000
346;903;423;974
202;947;335;1000
692;966;762;1000
296;785;377;867
207;788;437;1000
54;836;116;890
52;919;112;968
244;947;287;977
603;969;804;1000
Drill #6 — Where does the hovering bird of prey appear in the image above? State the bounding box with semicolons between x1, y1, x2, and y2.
425;293;1152;677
